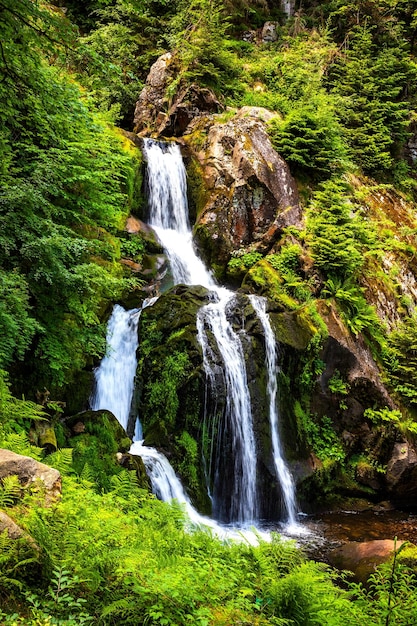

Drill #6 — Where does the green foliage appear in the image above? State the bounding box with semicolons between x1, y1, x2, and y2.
351;540;417;625
386;314;417;407
268;99;347;180
227;250;263;278
308;179;364;279
326;26;416;179
147;351;192;427
267;243;314;302
294;402;345;462
364;407;417;436
0;4;141;388
169;0;239;91
0;370;45;453
328;370;349;395
0;475;22;509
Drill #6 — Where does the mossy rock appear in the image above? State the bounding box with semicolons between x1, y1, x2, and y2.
64;410;131;453
32;421;57;453
118;452;150;490
269;309;315;351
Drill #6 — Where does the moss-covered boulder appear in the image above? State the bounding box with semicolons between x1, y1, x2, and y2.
135;284;211;511
61;410;149;491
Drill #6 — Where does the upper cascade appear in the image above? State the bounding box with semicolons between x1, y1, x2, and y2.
143;138;214;287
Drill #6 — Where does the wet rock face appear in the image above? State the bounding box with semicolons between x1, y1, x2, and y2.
184;108;302;270
312;303;394;437
386;442;417;506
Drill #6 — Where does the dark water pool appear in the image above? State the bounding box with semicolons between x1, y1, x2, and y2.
295;509;417;562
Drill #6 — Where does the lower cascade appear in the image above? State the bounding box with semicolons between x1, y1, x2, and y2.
92;139;300;531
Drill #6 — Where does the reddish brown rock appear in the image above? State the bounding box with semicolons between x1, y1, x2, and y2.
184;107;302;269
328;539;405;583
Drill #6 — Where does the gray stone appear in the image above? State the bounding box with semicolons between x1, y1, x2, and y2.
262;22;279;43
0;449;61;502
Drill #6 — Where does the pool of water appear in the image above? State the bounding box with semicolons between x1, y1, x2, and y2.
298;509;417;562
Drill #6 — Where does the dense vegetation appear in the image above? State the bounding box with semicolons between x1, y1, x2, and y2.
2;378;417;625
2;0;417;624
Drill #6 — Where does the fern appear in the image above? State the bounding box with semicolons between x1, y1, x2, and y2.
101;597;137;620
109;469;141;499
0;432;43;460
0;474;22;507
44;448;74;475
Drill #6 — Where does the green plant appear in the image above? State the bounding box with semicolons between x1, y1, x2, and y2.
328;370;349;395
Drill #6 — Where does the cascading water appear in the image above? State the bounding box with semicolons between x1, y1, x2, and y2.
144;139;213;288
90;304;140;431
249;295;298;526
197;291;258;524
92;138;299;531
143;138;260;525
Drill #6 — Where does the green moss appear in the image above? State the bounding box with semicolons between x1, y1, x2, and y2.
186;157;210;222
244;260;299;309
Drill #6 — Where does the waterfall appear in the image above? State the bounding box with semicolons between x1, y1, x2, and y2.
92;308;269;543
91;138;299;530
144;139;260;525
197;290;258;523
90;305;140;431
249;295;298;525
144;139;213;288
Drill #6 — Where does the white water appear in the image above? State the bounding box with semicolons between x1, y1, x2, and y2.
249;295;298;527
144;139;259;524
197;291;258;523
129;441;269;544
144;139;213;287
90;305;140;431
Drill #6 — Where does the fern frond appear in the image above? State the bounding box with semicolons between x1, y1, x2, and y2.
1;432;43;460
101;598;136;619
44;448;73;475
109;470;140;498
0;475;22;507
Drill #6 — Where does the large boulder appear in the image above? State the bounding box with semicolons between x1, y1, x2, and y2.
0;449;61;502
183;107;302;273
133;53;222;137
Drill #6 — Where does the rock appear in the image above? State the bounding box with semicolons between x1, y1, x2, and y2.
185;109;302;271
328;539;405;583
120;258;142;273
133;53;222;137
312;302;394;434
261;21;279;43
117;452;150;489
29;420;57;453
0;449;61;502
386;442;417;505
133;52;175;136
64;410;132;450
0;510;27;539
